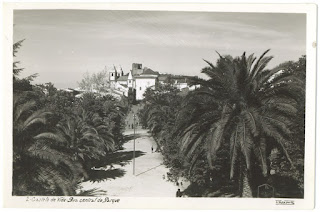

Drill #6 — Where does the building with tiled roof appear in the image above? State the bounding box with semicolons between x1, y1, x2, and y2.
107;63;199;100
141;68;159;76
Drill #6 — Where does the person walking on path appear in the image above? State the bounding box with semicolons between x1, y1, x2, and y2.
151;146;154;153
176;189;182;197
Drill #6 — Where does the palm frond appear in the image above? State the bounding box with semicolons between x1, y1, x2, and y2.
34;132;68;144
238;120;253;171
76;188;107;196
36;166;74;196
188;148;206;175
259;116;294;167
230;130;239;179
21;111;52;132
250;49;271;79
206;114;229;168
253;137;268;177
13;100;36;124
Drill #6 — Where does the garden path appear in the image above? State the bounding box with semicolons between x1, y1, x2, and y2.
80;128;189;197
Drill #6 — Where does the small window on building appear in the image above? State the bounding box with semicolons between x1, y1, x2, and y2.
111;73;113;76
140;87;142;90
129;80;131;83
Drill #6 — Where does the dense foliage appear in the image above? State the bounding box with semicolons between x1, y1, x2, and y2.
139;51;306;198
12;39;305;198
12;40;128;196
78;69;110;92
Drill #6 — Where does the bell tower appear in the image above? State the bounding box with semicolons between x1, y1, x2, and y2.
109;66;117;82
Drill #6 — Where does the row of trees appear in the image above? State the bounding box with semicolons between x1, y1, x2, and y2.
139;50;306;198
13;40;128;195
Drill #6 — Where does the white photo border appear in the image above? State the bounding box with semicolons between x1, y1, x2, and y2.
2;2;317;210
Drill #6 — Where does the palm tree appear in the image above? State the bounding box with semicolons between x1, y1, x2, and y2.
13;94;86;195
102;101;126;150
78;93;126;149
36;109;114;165
78;108;115;152
176;50;303;197
141;84;182;152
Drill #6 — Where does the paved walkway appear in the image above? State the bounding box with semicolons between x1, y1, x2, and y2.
80;128;189;197
125;104;144;129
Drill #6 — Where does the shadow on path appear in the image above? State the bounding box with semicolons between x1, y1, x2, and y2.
105;150;145;166
85;150;146;183
86;169;126;183
123;133;144;142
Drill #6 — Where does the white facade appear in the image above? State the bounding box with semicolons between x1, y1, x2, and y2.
135;76;157;100
109;69;116;81
115;82;129;96
127;71;134;88
188;84;201;91
103;63;199;100
175;82;188;90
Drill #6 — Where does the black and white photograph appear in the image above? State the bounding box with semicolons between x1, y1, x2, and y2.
2;2;317;210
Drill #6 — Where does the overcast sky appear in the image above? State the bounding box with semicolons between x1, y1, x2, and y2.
13;10;306;88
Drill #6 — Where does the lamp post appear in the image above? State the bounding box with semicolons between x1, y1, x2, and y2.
133;114;136;175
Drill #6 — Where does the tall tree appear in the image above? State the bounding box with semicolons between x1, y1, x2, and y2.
13;94;86;195
13;40;38;92
176;50;304;197
78;93;127;149
139;84;182;152
36;111;113;165
266;55;306;195
78;69;110;92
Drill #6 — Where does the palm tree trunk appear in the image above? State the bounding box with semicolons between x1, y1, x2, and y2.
241;169;253;197
238;158;243;195
239;157;253;197
154;138;162;153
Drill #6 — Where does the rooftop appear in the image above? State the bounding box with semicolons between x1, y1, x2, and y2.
117;75;128;81
141;68;159;76
135;75;158;79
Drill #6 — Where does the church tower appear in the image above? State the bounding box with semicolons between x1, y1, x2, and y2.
128;70;134;88
109;65;117;82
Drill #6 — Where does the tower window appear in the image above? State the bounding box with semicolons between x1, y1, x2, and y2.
129;80;131;83
140;87;142;90
111;73;113;76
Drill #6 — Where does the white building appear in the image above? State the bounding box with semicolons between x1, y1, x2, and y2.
107;63;159;100
135;75;158;100
106;63;199;100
